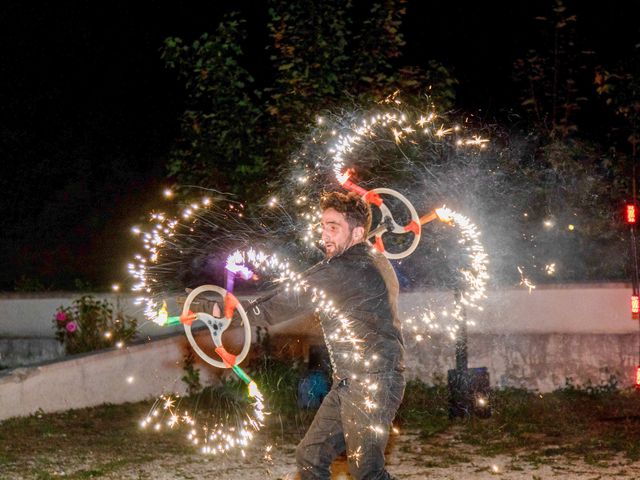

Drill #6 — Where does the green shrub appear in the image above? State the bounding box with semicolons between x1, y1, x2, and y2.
53;295;137;355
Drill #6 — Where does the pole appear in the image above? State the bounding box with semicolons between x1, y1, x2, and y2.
455;290;468;372
633;139;640;378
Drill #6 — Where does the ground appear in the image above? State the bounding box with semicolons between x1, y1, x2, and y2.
2;380;640;479
3;426;640;479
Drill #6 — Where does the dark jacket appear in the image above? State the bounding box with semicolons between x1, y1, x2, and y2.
246;242;404;379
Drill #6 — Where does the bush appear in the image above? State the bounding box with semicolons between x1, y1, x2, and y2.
53;295;137;355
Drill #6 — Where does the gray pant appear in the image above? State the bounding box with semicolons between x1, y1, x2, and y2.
296;371;405;480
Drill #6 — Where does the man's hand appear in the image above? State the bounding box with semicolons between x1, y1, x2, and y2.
176;288;218;314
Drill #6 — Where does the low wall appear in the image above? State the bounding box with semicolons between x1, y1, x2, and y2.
1;284;636;338
403;332;637;392
0;337;63;369
1;284;639;421
3;328;635;422
0;292;181;338
0;333;220;421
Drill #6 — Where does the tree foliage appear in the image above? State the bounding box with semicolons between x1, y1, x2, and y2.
162;1;458;202
595;44;640;156
508;1;633;282
159;0;635;284
161;14;266;200
513;0;594;139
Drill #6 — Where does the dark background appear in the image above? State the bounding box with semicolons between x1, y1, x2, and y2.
1;0;638;290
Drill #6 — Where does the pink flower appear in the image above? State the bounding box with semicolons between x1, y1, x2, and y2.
66;321;78;333
56;311;67;322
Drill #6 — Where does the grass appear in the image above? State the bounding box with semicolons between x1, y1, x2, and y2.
2;367;640;478
452;386;640;464
0;401;187;478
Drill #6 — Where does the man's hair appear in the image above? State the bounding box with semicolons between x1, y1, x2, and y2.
319;191;372;234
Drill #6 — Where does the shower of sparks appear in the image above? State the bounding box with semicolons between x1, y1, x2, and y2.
545;263;556;275
227;248;389;419
226;250;255;280
140;391;266;457
327;107;488;183
264;444;273;462
517;266;536;293
284;102;491;340
124;96;508;458
127;194;238;324
349;445;363;467
403;206;489;340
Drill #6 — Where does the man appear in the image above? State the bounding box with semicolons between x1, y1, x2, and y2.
242;191;405;479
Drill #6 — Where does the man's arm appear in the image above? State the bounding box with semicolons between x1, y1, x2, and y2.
244;258;342;327
177;261;339;354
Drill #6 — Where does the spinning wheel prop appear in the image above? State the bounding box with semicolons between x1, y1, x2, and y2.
156;285;258;393
339;169;445;259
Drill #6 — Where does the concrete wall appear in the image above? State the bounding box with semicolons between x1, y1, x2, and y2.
0;337;63;368
0;334;220;421
2;328;635;421
397;283;637;334
403;332;636;392
1;284;639;421
2;284;635;339
0;292;181;338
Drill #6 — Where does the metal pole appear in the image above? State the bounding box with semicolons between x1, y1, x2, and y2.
455;292;468;373
633;140;640;372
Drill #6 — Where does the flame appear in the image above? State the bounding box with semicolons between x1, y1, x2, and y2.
248;381;261;398
337;169;352;185
435;207;453;224
226;251;254;280
155;300;168;326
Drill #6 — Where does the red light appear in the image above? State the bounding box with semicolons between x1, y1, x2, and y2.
632;295;640;318
626;204;637;224
636;366;640;389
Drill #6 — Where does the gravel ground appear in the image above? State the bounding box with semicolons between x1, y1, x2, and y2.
6;430;639;479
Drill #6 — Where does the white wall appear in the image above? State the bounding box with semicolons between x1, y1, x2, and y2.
0;334;220;421
398;283;638;334
1;284;639;421
0;292;180;338
1;284;637;338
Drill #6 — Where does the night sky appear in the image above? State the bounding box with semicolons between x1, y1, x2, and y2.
1;1;638;290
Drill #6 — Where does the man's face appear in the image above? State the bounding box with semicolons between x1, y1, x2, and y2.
321;208;363;258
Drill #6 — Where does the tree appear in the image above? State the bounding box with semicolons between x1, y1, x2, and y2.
595;45;640;158
161;14;266;201
265;0;456;155
163;2;458;202
513;0;594;139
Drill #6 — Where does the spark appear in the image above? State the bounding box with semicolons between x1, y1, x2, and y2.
435;125;453;137
349;445;363;467
141;393;266;455
125;98;498;459
517;266;536;293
